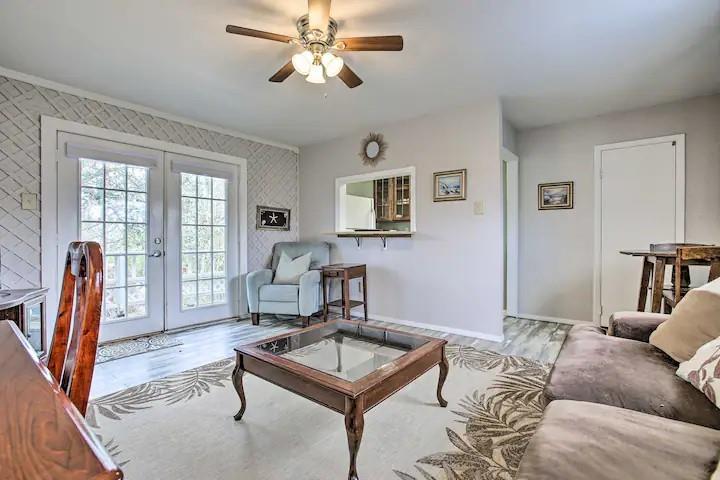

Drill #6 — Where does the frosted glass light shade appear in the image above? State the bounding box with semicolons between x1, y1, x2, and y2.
292;51;313;75
321;52;344;77
306;63;326;83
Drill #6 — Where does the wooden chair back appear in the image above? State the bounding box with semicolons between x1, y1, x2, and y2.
673;246;720;304
47;242;104;416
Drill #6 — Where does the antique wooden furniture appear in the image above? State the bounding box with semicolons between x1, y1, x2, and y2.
322;263;367;321
232;320;448;480
0;287;48;357
620;245;720;313
48;241;104;416
373;175;411;223
664;246;720;311
0;320;122;480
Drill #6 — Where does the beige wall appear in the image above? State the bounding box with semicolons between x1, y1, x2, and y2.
299;101;505;339
517;94;720;321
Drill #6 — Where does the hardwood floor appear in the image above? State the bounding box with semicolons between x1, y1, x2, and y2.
90;315;572;399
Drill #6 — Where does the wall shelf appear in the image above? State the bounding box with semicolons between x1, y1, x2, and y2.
334;231;412;249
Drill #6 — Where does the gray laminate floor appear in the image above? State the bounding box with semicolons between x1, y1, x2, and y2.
90;315;571;399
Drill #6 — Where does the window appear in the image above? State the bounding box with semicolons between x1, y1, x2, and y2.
180;173;228;309
80;158;149;321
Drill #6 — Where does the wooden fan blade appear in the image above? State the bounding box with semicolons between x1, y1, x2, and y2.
269;61;295;83
337;64;363;88
226;25;293;44
308;0;331;31
335;36;403;51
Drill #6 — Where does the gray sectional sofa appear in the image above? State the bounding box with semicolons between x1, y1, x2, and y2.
516;312;720;480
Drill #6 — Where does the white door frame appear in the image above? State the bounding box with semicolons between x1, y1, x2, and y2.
164;152;240;330
592;134;685;325
40;116;248;344
502;147;519;317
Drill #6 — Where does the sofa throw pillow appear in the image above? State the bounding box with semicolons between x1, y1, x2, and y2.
712;459;720;480
273;251;312;284
677;336;720;407
649;277;720;362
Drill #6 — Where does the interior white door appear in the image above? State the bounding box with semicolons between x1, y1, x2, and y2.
164;152;239;329
598;138;682;325
57;132;165;342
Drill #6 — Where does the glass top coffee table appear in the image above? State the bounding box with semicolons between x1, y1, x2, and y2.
232;320;449;480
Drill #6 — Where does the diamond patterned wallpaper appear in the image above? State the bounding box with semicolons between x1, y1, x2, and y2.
0;75;298;288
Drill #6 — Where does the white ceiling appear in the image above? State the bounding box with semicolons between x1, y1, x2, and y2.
0;0;718;146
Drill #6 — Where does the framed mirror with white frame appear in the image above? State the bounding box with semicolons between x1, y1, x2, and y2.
335;166;416;234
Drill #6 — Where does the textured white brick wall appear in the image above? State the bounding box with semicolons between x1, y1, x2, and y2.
0;75;298;288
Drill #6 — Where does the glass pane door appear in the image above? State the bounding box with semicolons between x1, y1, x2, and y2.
180;173;228;309
57;132;165;342
80;159;150;320
165;153;239;329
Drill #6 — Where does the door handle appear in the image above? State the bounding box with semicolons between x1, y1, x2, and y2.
149;250;164;258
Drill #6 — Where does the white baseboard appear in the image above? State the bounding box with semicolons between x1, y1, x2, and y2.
370;314;505;342
514;313;590;326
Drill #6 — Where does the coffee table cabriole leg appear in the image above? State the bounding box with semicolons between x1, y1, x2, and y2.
232;354;247;421
437;347;449;408
344;396;365;480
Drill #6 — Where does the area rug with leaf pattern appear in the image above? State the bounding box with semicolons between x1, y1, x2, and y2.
88;345;549;479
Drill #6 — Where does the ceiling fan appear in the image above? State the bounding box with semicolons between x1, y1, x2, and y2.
226;0;403;88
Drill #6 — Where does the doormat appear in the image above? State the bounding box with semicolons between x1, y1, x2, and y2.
96;333;183;364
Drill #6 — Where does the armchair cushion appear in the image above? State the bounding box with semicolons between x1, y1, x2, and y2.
259;284;298;303
608;311;669;343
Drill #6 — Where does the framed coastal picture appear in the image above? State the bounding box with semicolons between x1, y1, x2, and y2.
433;169;467;202
538;182;574;210
256;206;291;231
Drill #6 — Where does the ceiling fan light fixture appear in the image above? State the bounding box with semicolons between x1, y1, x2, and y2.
306;63;326;84
321;52;344;77
292;51;313;75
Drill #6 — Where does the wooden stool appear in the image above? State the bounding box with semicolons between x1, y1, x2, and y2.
322;263;367;321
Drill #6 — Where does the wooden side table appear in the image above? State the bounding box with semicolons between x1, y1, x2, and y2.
0;288;48;358
322;263;367;321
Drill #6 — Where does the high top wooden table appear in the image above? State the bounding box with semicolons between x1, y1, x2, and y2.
0;320;122;480
322;263;367;321
620;248;718;313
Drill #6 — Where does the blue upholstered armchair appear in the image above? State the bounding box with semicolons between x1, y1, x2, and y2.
246;241;330;327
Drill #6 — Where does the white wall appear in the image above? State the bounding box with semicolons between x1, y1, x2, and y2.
299;100;505;339
518;94;720;321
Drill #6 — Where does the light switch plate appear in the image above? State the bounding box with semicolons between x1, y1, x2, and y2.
473;200;484;215
21;192;38;210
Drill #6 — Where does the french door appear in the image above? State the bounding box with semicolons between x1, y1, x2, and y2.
164;153;239;330
57;133;240;342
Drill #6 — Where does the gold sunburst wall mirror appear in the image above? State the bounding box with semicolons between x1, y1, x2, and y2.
359;132;388;166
